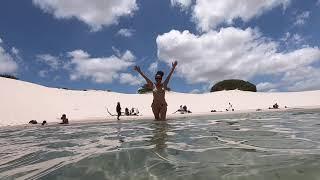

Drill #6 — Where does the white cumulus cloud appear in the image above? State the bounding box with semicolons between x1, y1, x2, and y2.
11;47;19;55
191;0;290;31
282;66;320;91
117;28;135;37
119;73;144;86
257;82;278;91
32;0;138;31
36;54;61;70
156;27;320;91
190;89;201;94
68;50;135;83
259;66;320;92
171;0;192;9
148;61;158;73
38;70;49;78
280;32;306;47
0;43;18;74
294;11;310;26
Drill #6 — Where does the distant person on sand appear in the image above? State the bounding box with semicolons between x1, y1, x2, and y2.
227;102;234;111
183;105;187;112
173;105;184;114
130;108;135;115
116;102;122;120
125;108;130;116
269;103;280;109
130;108;139;116
60;114;69;124
273;103;279;109
182;105;192;113
29;120;37;124
134;61;178;121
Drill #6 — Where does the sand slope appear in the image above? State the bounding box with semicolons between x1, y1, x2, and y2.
1;77;320;126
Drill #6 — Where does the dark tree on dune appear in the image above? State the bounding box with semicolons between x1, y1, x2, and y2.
211;79;257;92
137;84;153;94
0;74;18;80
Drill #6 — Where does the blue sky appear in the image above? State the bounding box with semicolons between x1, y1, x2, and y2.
0;0;319;93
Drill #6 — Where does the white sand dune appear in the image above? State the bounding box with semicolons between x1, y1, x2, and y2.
1;77;320;126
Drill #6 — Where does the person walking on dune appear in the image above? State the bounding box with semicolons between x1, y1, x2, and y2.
134;61;178;121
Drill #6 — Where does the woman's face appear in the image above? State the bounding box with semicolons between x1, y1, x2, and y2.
155;75;162;83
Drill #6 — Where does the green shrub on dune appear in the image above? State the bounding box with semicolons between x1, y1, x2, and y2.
138;84;153;94
211;79;257;92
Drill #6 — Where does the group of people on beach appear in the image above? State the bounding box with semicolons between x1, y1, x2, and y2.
29;120;47;125
115;102;140;120
210;102;234;112
27;61;177;126
270;103;279;109
173;105;192;114
28;114;69;126
28;60;287;125
113;60;287;120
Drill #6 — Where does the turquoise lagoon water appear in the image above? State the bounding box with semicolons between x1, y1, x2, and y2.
1;110;320;180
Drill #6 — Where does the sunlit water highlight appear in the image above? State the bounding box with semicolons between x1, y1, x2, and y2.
1;110;320;180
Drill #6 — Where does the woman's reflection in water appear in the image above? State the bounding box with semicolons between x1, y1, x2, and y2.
117;121;125;144
151;121;169;155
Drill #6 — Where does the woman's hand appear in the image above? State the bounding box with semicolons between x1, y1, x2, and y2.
134;65;152;84
134;65;141;72
172;61;178;68
164;61;178;86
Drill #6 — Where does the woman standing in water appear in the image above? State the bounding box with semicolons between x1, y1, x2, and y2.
134;61;178;121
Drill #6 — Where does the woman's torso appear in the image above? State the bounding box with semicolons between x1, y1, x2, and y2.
152;83;167;106
116;105;121;112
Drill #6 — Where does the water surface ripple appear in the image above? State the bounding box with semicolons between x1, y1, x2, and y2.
1;110;320;180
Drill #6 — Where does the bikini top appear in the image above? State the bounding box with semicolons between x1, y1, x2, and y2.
152;84;166;104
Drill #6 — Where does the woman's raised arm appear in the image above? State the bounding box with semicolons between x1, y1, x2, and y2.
164;61;178;88
134;66;153;87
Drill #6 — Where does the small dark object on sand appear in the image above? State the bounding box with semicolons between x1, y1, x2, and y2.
29;120;37;124
60;114;69;124
42;121;47;125
227;121;238;125
228;103;235;111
